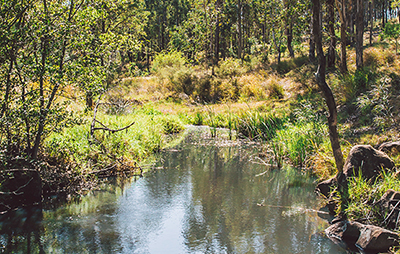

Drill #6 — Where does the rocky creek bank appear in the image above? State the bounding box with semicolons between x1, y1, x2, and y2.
316;143;400;253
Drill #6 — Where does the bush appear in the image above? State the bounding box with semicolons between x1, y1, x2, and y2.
215;58;246;78
356;76;394;129
266;79;284;99
152;51;187;72
152;51;196;96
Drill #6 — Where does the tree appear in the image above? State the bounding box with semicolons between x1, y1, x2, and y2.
313;0;344;172
369;0;374;46
336;0;348;73
284;0;295;58
327;0;336;68
0;0;147;160
382;22;400;54
355;0;364;69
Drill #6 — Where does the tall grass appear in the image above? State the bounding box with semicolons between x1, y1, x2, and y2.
44;108;185;174
235;111;286;140
273;121;326;168
344;170;400;226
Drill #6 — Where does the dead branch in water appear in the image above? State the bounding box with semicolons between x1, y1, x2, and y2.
256;202;330;215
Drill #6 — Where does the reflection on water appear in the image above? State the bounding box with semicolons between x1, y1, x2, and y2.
0;126;347;253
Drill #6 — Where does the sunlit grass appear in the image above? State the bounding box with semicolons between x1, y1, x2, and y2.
44;109;185;174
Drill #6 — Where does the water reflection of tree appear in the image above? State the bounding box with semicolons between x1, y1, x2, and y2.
0;206;45;253
174;136;331;253
0;181;129;253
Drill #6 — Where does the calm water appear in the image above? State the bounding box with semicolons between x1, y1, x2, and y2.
0;126;348;253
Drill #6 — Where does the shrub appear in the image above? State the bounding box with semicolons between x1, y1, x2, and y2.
356;76;394;129
215;58;246;78
152;51;196;96
266;78;284;99
152;51;187;72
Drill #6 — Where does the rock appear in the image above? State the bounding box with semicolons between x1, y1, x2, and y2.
378;141;400;154
377;189;400;229
315;177;336;198
326;220;399;253
316;145;394;199
356;224;400;252
338;145;395;187
325;221;362;244
0;169;42;213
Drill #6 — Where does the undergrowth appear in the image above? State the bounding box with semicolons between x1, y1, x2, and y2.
44;108;185;174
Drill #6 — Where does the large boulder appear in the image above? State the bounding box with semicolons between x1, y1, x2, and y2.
0;169;42;213
357;224;400;252
316;145;395;198
339;145;395;186
326;220;399;253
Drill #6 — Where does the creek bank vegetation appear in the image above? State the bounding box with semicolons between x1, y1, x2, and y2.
2;0;400;251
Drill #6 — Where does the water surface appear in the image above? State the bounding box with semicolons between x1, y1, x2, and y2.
0;126;347;253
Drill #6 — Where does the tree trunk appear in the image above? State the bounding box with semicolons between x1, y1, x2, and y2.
398;7;400;23
286;23;294;58
237;0;242;60
348;0;355;46
313;0;344;173
215;0;221;66
370;0;374;46
1;57;13;119
327;0;336;68
336;0;348;73
32;31;48;159
355;0;364;70
382;0;386;28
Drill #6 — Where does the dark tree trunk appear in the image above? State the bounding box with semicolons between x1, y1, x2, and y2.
1;57;13;119
286;23;294;58
337;0;348;73
237;0;242;60
327;0;336;68
348;0;355;46
355;0;364;70
214;0;221;66
398;7;400;23
382;0;386;28
370;0;374;46
312;0;344;173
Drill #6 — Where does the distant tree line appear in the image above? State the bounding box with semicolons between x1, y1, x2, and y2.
0;0;399;161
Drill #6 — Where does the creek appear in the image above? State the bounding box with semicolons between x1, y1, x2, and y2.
0;126;347;253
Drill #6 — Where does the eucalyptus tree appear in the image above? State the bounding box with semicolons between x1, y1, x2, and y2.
336;0;348;73
0;0;147;160
327;0;336;68
312;0;344;172
355;0;364;69
265;0;285;63
283;0;295;58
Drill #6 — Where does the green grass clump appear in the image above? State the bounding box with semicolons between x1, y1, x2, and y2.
272;121;326;168
44;109;185;173
345;171;400;226
235;111;287;140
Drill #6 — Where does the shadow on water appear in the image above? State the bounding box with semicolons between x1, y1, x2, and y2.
0;126;356;253
0;205;44;253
